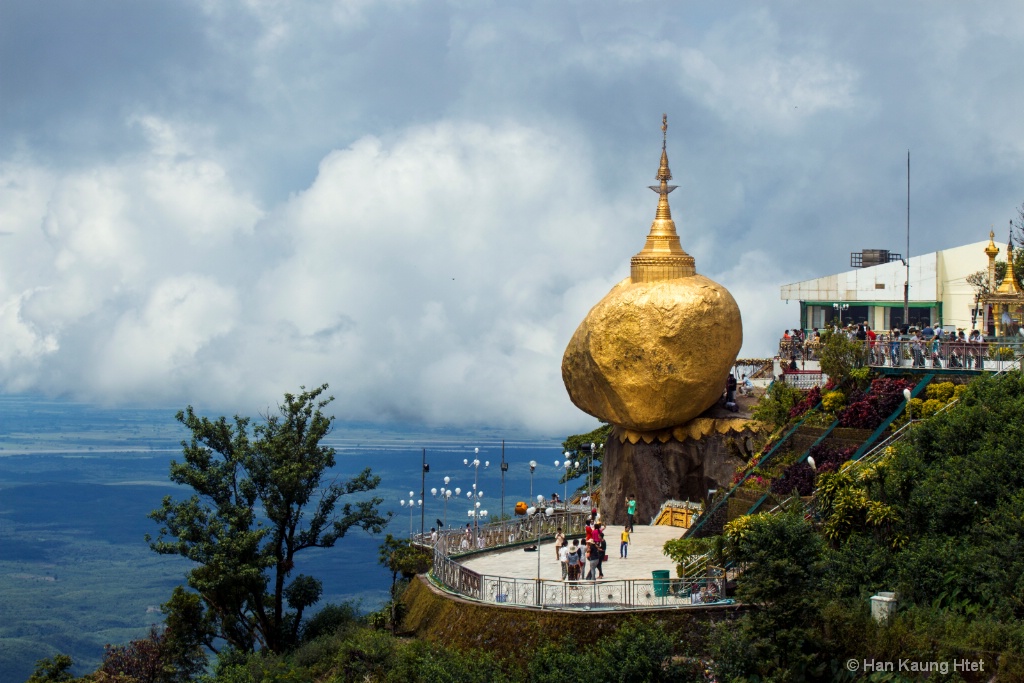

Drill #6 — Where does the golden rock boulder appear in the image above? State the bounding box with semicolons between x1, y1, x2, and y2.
561;116;743;432
562;275;741;431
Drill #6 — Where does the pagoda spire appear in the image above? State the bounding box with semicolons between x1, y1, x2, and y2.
996;221;1022;294
630;115;696;283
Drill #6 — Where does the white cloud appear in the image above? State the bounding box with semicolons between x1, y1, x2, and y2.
3;1;1024;435
93;274;239;394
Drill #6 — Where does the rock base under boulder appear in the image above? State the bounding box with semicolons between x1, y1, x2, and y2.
600;420;759;526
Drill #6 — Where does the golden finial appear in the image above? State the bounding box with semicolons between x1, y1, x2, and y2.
631;115;695;282
985;227;999;258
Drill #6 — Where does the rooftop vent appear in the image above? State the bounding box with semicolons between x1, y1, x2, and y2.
851;249;903;268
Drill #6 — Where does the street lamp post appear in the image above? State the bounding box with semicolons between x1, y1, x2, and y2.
399;492;421;538
464;448;488;544
833;302;849;325
500;440;508;521
527;504;553;605
554;453;578;510
467;503;488;546
431;477;454;529
529;460;537;500
420;448;429;537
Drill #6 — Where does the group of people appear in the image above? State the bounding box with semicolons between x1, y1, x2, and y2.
781;324;989;369
891;324;986;369
552;499;637;582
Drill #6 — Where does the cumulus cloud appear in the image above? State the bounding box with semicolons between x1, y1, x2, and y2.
2;1;1024;434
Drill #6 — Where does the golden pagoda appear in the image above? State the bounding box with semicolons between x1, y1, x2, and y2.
981;225;1024;336
629;116;696;282
561;116;742;432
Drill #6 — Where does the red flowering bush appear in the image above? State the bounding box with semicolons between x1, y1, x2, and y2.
771;443;857;496
838;400;879;429
771;462;815;496
838;378;915;429
871;378;915;417
788;386;822;419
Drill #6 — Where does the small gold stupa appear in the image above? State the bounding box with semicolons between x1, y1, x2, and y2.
561;117;743;432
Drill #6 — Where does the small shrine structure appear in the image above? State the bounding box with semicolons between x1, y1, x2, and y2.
981;228;1024;337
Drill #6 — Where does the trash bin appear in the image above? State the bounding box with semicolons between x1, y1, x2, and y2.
652;570;670;597
870;592;897;623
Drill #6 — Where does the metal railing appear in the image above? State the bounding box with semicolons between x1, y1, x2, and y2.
476;574;727;609
419;508;590;554
780;338;1021;372
425;510;730;610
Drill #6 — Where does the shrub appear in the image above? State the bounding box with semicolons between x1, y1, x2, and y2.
771;443;856;497
752;381;805;428
920;398;945;419
788;386;822;419
771;462;814;496
300;602;360;643
809;443;856;473
822;390;845;413
838;400;879;429
989;345;1015;360
838;378;915;429
925;381;955;402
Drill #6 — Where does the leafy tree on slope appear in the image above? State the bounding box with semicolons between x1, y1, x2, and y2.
147;384;390;654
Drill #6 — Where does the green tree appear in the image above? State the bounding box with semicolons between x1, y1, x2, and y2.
560;423;611;495
817;328;868;387
750;379;804;428
377;534;432;633
709;509;827;680
378;534;432;599
26;656;76;683
147;384;390;654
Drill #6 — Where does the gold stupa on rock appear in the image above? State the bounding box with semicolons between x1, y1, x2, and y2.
561;116;743;432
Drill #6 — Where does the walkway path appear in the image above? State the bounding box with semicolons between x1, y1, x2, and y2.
459;524;684;581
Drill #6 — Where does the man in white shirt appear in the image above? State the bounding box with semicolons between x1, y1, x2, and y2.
558;543;570;580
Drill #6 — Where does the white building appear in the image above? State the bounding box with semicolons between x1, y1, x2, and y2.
780;241;990;333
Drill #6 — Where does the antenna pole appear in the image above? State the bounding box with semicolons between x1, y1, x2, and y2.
904;150;910;327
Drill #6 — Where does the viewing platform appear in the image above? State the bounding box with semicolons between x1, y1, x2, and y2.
425;513;729;612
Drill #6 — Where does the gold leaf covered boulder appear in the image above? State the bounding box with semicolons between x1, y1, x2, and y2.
562;117;742;432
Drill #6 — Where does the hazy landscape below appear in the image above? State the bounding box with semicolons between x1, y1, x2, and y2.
0;395;573;682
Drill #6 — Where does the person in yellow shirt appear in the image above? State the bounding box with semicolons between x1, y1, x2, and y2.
620;528;630;558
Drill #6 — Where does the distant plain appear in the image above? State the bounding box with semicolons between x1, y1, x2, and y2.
0;395;571;682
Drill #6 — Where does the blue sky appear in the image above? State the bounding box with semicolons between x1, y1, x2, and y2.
2;1;1023;434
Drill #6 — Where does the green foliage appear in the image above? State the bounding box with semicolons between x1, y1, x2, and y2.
528;620;690;683
727;509;825;617
97;625;182;683
146;384;390;654
386;638;514;683
26;656;76;683
849;366;871;389
924;381;955;402
822;390;846;414
990;345;1016;360
560;423;611;491
708;509;829;680
297;602;360;643
663;535;724;576
751;380;804;428
187;611;707;683
592;617;683;682
818;328;869;387
161;587;211;678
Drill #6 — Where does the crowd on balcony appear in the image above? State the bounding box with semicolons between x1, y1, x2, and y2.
779;323;991;370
